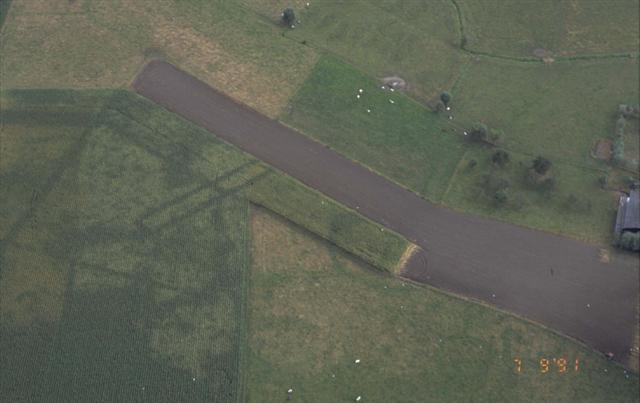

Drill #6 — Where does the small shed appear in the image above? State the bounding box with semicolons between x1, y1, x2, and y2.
614;189;640;236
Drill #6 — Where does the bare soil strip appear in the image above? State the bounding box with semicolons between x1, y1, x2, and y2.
133;60;639;367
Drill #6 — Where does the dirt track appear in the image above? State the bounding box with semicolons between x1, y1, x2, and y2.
133;60;639;367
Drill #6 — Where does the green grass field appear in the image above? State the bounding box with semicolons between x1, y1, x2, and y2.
450;57;639;166
267;0;465;103
247;208;639;402
0;89;409;401
284;54;636;243
441;147;617;243
2;1;639;400
284;56;466;201
457;0;640;58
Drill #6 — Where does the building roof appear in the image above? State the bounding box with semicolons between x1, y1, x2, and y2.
615;190;640;235
622;190;640;230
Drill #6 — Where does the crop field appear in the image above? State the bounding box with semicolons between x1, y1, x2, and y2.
247;207;639;402
456;0;640;58
0;88;409;400
0;90;251;402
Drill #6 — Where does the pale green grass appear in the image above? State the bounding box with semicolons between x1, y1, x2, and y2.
451;57;639;166
457;0;640;58
247;207;640;402
623;117;639;164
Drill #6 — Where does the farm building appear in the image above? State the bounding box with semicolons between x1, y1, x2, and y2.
614;189;640;236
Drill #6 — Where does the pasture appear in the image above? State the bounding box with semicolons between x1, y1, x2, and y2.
456;0;640;58
1;0;639;400
247;207;639;402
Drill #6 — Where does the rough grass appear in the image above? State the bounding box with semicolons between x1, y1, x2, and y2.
441;147;618;244
284;56;466;201
247;207;640;402
457;0;640;58
0;0;318;117
245;0;466;102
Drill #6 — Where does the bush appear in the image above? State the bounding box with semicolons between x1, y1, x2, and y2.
440;91;451;106
598;174;609;189
526;169;555;193
466;159;477;171
618;232;640;252
282;8;295;26
460;35;468;49
491;150;510;167
612;137;625;164
618;104;640;119
468;123;488;142
532;156;552;175
615;116;626;137
488;129;505;146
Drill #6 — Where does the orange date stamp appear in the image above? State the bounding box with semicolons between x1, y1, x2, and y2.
514;358;580;373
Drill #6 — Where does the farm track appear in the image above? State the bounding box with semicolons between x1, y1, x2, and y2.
133;60;639;368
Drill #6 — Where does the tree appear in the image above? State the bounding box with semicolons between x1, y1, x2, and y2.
491;150;510;167
282;8;295;26
612;138;625;164
488;129;505;146
440;91;451;106
532;156;551;175
468;123;488;142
